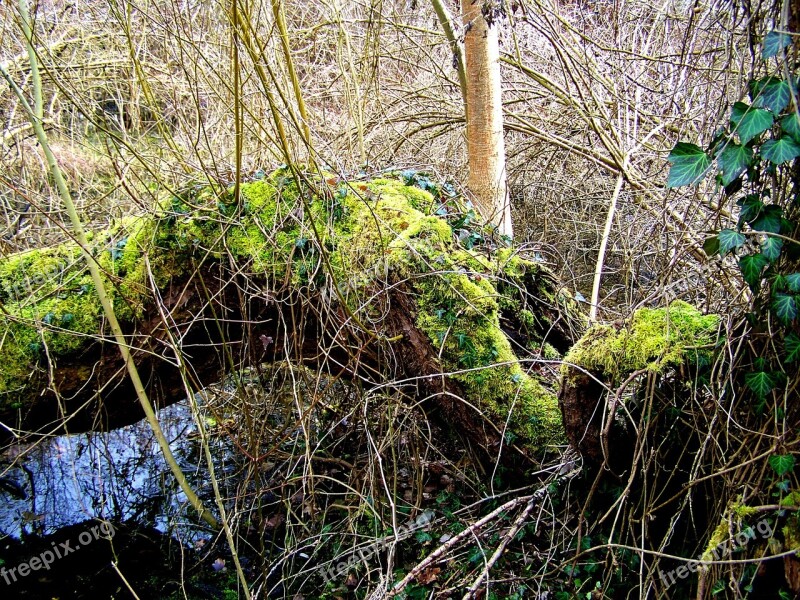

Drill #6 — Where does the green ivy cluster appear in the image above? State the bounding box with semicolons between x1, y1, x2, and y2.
667;29;799;403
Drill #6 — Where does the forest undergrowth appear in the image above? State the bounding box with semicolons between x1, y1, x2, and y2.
1;0;800;598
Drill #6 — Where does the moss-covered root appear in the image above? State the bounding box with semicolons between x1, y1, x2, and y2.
558;301;721;465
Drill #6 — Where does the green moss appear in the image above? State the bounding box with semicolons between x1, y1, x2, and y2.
563;300;721;382
542;343;561;360
0;243;102;404
0;170;565;450
367;178;434;212
413;252;563;450
784;515;800;550
0;209;201;408
519;310;536;329
781;491;800;507
732;504;759;518
494;247;530;279
700;520;730;562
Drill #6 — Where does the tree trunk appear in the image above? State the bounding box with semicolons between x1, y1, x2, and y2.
0;172;578;460
461;0;512;237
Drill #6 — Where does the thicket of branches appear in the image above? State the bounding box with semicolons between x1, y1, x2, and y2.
1;0;797;598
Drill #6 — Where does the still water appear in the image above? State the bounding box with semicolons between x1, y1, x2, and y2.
0;399;225;545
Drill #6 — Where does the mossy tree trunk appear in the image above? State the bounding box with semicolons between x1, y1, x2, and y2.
558;302;721;470
461;0;512;237
0;172;580;462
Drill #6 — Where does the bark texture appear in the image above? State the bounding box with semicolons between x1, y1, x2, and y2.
461;0;512;237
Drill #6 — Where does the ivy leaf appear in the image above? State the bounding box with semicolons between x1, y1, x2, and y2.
761;236;784;262
666;143;711;187
772;293;798;324
737;108;773;144
718;229;746;254
773;274;788;293
769;454;796;477
707;127;729;155
751;205;783;233
761;137;800;165
759;79;792;114
730;102;750;126
763;30;793;59
785;273;800;292
415;531;433;543
703;236;720;257
745;370;774;398
785;333;800;363
781;114;800;143
749;76;782;102
718;143;754;185
739;254;769;289
737;195;764;223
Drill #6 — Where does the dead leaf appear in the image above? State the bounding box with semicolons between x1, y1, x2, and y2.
345;572;358;589
785;555;800;592
264;513;285;530
416;567;440;585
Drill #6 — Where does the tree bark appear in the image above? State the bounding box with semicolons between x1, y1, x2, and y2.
461;0;512;237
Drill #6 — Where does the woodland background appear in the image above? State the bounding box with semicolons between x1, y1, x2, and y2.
1;1;797;599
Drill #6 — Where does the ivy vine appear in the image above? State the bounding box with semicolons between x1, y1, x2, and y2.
666;29;800;404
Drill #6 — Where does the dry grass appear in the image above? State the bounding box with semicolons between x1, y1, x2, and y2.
0;0;791;598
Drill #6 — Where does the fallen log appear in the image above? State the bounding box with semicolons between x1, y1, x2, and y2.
0;169;582;458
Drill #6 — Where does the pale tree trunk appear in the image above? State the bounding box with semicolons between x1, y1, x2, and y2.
461;0;512;237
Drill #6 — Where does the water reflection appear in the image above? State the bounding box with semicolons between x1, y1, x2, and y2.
0;400;221;545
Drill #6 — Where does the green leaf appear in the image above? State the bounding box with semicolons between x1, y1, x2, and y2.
785;333;800;363
772;293;798;324
737;195;764;223
751;205;783;233
759;79;792;114
718;229;746;254
739;254;769;288
761;236;784;261
414;531;433;543
718;143;753;185
769;454;795;477
703;236;720;257
785;273;800;292
773;274;788;293
749;76;781;102
712;580;727;594
763;30;793;59
666;142;711;187
730;102;750;126
781;114;800;143
707;127;729;155
737;108;773;144
745;370;774;397
761;137;800;164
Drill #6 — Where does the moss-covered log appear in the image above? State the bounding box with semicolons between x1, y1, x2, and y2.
0;169;581;457
558;301;721;467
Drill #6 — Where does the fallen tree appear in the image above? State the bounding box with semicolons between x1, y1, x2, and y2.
0;168;582;458
558;300;722;470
